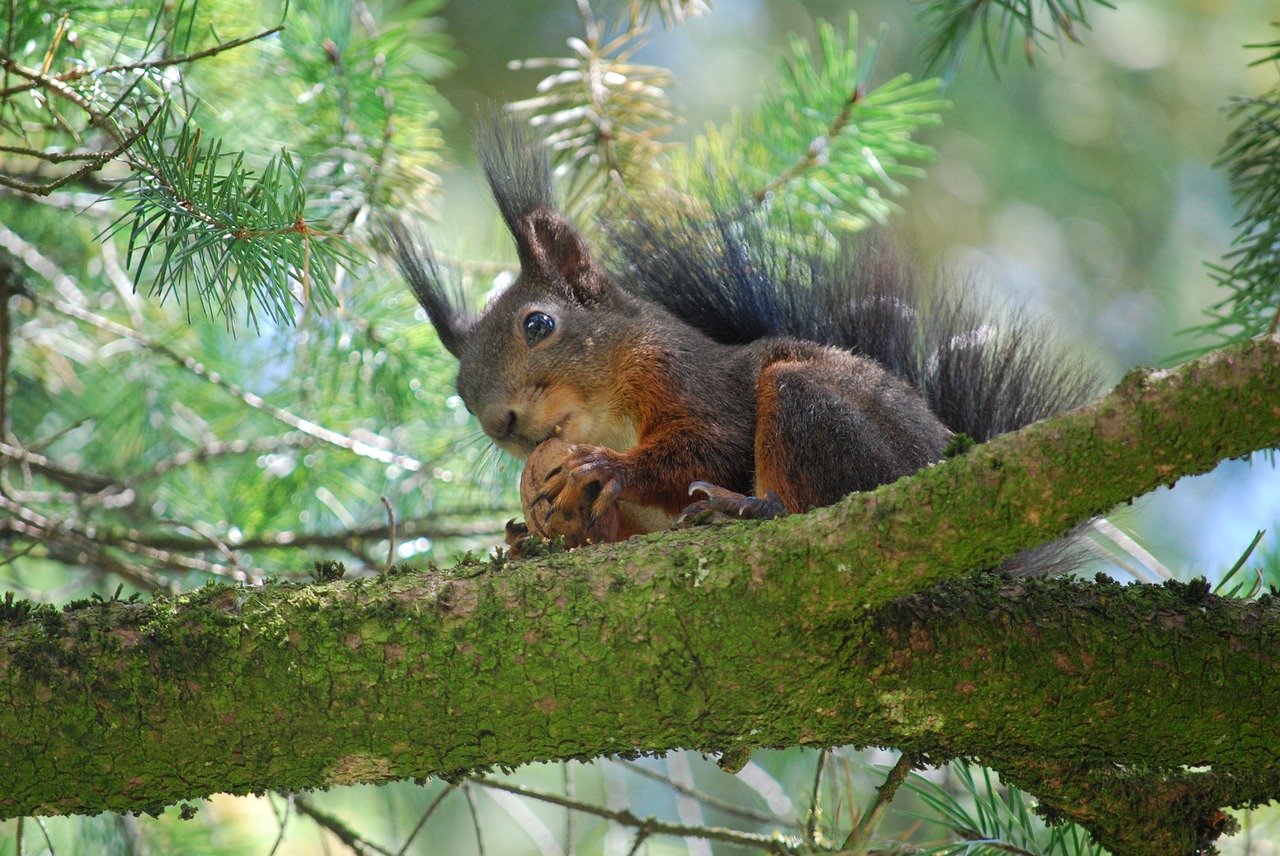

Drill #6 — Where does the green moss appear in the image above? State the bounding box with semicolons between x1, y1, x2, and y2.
943;432;977;457
312;559;347;582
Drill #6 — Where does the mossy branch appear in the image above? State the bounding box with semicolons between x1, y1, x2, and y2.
0;336;1278;854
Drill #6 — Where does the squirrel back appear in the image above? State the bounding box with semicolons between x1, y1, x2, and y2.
604;199;1097;442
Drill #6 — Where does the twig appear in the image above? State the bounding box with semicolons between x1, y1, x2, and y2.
0;499;173;592
611;759;784;826
265;793;293;856
0;219;87;306
806;748;828;846
293;794;396;856
381;495;396;574
751;84;863;207
0;26;285;99
0;111;157;196
474;777;802;854
841;753;914;852
0;533;47;568
88;514;505;555
565;762;576;856
0;439;120;494
0;255;11;438
463;782;487;856
393;786;453;856
129;436;317;484
624;828;650;856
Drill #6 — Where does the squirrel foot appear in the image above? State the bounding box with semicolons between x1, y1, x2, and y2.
678;482;786;525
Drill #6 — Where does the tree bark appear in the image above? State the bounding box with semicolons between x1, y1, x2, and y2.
2;335;1278;855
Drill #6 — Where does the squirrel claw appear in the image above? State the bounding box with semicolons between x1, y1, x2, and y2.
679;483;785;524
504;518;532;559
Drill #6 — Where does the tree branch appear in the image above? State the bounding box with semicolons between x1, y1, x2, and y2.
0;335;1278;854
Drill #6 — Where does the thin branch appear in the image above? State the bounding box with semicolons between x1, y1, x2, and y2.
463;782;487;856
751;86;864;206
381;495;396;574
0;58;126;142
0;439;120;494
265;792;293;856
0;500;173;592
474;778;802;854
1;496;237;581
610;759;785;826
0;26;285;99
293;794;396;856
805;748;827;846
0;110;156;196
624;828;650;856
0;255;11;437
88;515;506;555
393;786;453;856
841;753;914;852
129;436;319;484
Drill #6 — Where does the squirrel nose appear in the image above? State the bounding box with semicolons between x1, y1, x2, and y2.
479;405;519;441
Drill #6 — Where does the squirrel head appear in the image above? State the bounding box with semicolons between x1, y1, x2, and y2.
392;116;645;459
453;205;641;459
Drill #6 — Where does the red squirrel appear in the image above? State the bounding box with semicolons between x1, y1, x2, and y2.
389;118;1096;551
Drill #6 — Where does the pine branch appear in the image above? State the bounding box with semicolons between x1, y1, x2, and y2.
508;1;675;214
1193;54;1280;345
280;1;447;230
685;15;945;241
110;108;363;328
918;0;1115;80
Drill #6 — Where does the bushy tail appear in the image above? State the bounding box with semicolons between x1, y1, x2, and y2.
605;202;1097;441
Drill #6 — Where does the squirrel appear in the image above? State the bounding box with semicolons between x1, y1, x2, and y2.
389;117;1098;552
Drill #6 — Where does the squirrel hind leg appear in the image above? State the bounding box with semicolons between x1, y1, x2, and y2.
752;351;951;511
678;482;786;525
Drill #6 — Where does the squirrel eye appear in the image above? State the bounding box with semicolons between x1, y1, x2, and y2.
522;311;556;345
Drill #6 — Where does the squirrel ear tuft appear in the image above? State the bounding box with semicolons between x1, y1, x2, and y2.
385;220;471;358
517;208;602;302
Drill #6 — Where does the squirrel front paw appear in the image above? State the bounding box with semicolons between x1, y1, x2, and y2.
520;437;626;548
